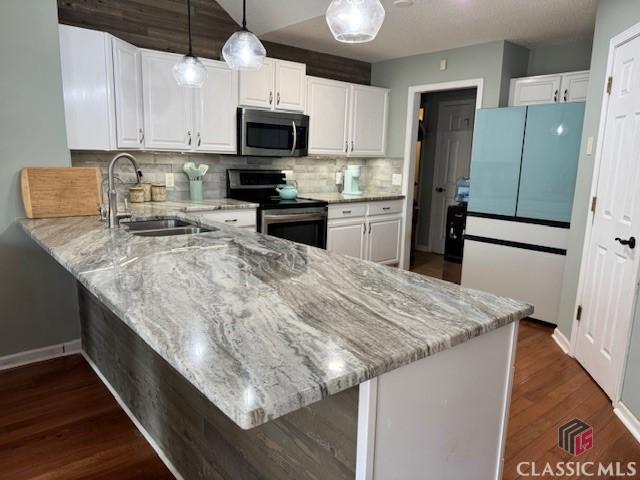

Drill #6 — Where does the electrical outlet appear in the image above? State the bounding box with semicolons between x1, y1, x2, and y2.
586;136;594;155
440;59;447;71
392;173;402;186
336;171;343;185
165;173;175;188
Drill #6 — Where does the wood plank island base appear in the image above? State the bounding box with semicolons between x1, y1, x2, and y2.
20;207;531;480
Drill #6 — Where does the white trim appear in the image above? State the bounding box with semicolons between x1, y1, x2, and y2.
0;339;81;371
496;321;519;480
356;378;378;480
552;328;571;355
399;78;484;270
614;401;640;445
570;21;640;403
82;352;185;480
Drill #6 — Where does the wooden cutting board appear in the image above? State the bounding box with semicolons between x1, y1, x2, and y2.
21;167;103;219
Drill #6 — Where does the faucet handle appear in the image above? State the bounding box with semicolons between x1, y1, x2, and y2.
98;204;107;221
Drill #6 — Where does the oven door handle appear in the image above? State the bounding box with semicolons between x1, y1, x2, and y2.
262;213;326;223
291;121;297;155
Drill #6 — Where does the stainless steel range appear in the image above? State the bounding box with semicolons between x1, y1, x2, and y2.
227;170;328;249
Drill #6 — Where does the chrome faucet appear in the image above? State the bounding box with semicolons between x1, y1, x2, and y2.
105;153;142;228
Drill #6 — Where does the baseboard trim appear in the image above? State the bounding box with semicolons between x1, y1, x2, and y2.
551;328;571;355
0;339;81;371
614;401;640;445
82;352;184;480
415;244;430;253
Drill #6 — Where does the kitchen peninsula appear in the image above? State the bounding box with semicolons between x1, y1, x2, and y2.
20;201;532;480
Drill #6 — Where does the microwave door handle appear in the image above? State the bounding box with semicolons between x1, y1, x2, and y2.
291;121;297;155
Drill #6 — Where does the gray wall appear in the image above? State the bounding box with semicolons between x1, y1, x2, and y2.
527;38;594;76
500;42;531;105
371;41;514;158
0;0;79;356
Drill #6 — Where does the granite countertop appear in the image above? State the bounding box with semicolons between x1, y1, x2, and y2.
301;191;405;204
130;198;259;213
19;204;532;430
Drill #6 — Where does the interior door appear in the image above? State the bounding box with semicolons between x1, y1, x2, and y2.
429;101;475;254
194;59;237;153
141;51;193;150
575;34;640;399
112;37;144;149
307;77;350;155
239;58;275;110
349;85;389;156
275;60;306;112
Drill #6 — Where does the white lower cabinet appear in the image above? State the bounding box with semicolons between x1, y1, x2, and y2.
327;200;402;265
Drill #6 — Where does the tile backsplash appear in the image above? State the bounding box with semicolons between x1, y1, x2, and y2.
71;151;403;202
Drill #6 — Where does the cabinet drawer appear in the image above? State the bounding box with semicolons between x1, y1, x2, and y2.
367;200;403;216
200;209;256;228
328;203;367;219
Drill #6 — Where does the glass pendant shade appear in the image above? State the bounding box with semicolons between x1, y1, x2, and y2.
223;29;267;70
326;0;385;43
173;54;207;88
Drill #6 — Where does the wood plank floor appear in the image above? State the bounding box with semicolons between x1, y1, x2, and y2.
0;321;638;479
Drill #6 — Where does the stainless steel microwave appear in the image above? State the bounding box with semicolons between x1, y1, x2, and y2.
237;108;309;157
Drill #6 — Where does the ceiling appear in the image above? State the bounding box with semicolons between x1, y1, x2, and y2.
217;0;597;63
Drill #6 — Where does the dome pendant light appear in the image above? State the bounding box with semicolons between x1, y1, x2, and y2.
326;0;386;43
222;0;267;70
173;0;207;88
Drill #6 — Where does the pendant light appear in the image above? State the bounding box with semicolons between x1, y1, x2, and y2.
326;0;385;43
222;0;267;70
173;0;207;88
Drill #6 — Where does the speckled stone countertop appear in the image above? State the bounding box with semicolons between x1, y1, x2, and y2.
302;191;405;204
133;198;258;213
19;204;532;430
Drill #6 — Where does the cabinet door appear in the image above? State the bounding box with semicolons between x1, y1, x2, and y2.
367;216;402;265
194;59;237;153
327;218;367;259
560;72;589;103
468;107;526;216
141;51;193;150
307;77;350;155
516;102;585;222
349;85;389;156
238;58;275;110
112;37;144;149
509;75;562;106
275;60;306;112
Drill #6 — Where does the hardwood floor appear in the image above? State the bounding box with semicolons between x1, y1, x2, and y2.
410;251;462;284
0;322;638;479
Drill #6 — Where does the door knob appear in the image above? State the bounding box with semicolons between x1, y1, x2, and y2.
615;236;636;249
435;187;446;193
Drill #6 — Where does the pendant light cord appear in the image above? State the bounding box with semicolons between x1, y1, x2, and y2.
242;0;247;30
187;0;193;56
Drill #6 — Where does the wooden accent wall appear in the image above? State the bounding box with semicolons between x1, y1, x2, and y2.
57;0;371;85
79;285;359;480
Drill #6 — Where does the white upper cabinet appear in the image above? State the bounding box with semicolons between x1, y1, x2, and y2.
141;50;193;151
112;37;144;149
239;58;306;112
349;85;389;156
509;71;589;106
307;76;389;156
307;76;350;155
194;59;238;153
59;25;116;150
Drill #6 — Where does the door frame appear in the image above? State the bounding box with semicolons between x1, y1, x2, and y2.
399;79;484;270
569;20;640;404
427;98;476;253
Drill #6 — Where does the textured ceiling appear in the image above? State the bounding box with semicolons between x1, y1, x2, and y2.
218;0;597;63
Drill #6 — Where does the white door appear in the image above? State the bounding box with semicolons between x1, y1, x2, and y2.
368;216;402;265
194;59;237;153
307;77;350;155
575;34;640;399
560;71;590;103
112;37;144;149
141;51;193;151
349;85;389;157
238;58;275;110
275;60;306;112
327;219;367;259
429;101;475;254
510;75;562;106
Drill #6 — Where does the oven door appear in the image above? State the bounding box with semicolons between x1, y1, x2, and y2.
238;108;309;157
260;208;327;249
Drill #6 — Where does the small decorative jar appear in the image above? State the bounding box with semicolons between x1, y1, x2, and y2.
151;183;167;202
141;182;153;202
129;185;145;203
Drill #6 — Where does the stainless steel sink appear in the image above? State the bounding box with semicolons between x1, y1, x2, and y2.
121;219;213;237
